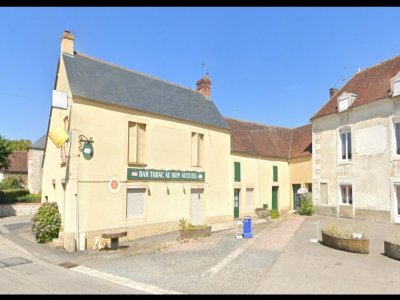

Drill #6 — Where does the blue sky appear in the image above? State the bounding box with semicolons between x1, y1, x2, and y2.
1;7;400;142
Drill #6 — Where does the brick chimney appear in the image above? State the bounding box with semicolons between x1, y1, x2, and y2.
329;88;338;98
196;74;211;98
61;30;74;56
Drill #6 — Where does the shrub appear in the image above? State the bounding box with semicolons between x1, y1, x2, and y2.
0;189;30;204
263;204;268;209
16;193;41;203
270;209;280;219
0;175;23;190
299;193;315;216
179;217;187;229
31;202;62;243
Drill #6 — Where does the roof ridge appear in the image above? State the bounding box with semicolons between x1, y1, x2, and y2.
224;116;292;130
293;123;312;130
357;53;400;75
74;52;204;97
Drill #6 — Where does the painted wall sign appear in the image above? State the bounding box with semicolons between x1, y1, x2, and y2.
108;176;121;193
127;168;205;181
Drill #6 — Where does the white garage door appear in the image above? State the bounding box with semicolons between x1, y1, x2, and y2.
191;189;204;226
127;188;146;218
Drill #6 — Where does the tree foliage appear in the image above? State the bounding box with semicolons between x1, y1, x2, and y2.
0;175;23;190
0;134;12;171
8;139;31;151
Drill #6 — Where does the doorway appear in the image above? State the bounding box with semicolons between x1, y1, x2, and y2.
272;186;279;210
234;188;240;219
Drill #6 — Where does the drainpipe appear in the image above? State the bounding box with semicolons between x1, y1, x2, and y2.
75;191;79;251
258;156;261;208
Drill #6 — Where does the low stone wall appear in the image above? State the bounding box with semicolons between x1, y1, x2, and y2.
206;215;233;224
0;203;40;217
315;205;337;217
339;205;353;219
355;208;391;223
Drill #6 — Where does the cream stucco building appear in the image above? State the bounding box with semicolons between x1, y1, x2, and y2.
311;55;400;223
41;31;312;251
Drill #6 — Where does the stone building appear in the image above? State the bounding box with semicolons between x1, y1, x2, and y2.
28;135;46;194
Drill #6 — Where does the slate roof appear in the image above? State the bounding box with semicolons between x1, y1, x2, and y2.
312;54;400;120
6;151;28;174
62;53;229;130
30;134;46;150
225;118;311;159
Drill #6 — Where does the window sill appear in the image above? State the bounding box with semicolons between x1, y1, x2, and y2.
339;203;353;206
337;160;353;166
128;162;147;167
391;155;400;161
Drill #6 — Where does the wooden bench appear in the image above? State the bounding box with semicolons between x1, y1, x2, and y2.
101;231;127;250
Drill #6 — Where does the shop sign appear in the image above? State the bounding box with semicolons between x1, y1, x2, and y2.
127;168;205;181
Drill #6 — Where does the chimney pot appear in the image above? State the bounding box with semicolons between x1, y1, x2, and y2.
196;74;211;99
329;87;338;98
61;30;74;56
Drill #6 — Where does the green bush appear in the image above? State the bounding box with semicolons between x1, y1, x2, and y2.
0;175;23;190
299;193;314;216
270;209;280;219
16;193;41;203
263;204;268;209
31;202;62;243
0;189;30;204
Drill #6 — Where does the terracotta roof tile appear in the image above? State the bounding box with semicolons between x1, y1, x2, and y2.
6;151;28;173
312;54;400;119
225;118;311;159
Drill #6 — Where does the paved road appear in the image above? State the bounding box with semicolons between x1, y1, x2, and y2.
0;218;143;294
3;213;400;294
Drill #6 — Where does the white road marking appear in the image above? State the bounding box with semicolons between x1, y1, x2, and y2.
202;226;269;278
70;265;182;294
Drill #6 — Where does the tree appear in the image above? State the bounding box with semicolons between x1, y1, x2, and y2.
0;134;12;171
8;139;31;151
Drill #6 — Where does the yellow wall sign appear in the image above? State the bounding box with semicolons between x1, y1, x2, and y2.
49;125;69;148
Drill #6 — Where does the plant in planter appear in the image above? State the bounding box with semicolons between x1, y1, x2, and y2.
178;217;211;240
321;222;369;254
270;209;279;219
299;193;315;216
384;225;400;260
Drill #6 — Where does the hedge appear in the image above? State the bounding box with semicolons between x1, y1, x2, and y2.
0;189;30;204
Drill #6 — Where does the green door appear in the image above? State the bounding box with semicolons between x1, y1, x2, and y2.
292;184;301;210
272;186;279;209
234;189;240;218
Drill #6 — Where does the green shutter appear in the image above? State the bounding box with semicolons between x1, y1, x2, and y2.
273;166;278;182
234;162;241;182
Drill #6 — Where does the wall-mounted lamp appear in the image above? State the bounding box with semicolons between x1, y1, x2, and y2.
79;135;94;160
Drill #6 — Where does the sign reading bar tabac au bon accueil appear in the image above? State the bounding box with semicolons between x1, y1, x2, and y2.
127;168;205;181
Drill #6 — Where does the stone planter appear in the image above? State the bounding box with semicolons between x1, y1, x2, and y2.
179;226;212;239
321;230;369;254
384;241;400;260
255;208;269;218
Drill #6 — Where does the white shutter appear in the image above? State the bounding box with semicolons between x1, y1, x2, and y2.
246;188;254;210
137;123;146;163
191;133;198;166
127;188;146;218
128;123;137;163
190;189;203;225
320;183;328;204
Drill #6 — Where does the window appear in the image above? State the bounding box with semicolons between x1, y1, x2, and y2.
320;183;328;204
338;96;349;112
128;122;146;164
234;162;241;182
273;166;278;182
395;122;400;155
337;92;356;112
245;188;254;210
340;185;352;205
306;183;312;193
340;130;352;160
126;187;146;218
191;132;204;167
395;185;400;215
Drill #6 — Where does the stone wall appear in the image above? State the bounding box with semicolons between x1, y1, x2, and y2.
0;203;40;217
28;149;44;194
315;205;337;217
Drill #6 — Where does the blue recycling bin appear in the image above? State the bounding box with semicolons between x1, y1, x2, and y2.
242;216;253;238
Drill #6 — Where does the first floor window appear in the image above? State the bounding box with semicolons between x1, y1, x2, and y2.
128;122;146;164
340;130;352;160
395;122;400;155
395;185;400;215
320;183;328;204
340;185;352;205
245;188;254;210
